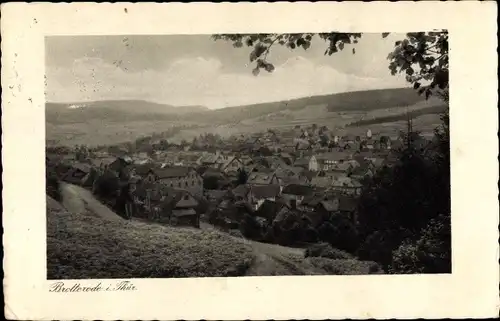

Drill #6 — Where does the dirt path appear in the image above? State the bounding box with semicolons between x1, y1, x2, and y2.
199;222;313;275
60;183;122;222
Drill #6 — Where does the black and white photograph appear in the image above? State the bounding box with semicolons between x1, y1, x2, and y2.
45;31;452;279
3;2;499;320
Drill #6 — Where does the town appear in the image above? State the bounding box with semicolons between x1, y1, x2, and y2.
46;122;431;248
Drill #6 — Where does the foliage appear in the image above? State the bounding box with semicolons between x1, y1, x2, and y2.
236;168;249;185
318;214;359;253
305;243;354;260
213;31;448;100
203;175;222;190
391;213;451;274
239;213;263;240
307;257;382;275
46;172;62;202
92;170;120;200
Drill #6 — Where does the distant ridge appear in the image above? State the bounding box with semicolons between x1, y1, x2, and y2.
181;87;444;124
46;100;209;124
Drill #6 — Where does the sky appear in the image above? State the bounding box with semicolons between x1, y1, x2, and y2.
45;33;409;109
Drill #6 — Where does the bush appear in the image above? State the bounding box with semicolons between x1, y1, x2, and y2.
305;243;354;260
93;170;120;200
318;215;359;254
307;257;382;275
203;176;221;190
391;214;451;274
239;213;262;240
46;173;62;202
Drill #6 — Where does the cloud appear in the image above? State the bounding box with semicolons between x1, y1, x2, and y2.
46;55;408;109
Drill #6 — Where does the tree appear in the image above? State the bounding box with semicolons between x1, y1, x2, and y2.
203;175;221;190
93;170;120;200
240;213;262;240
319;135;329;147
212;31;448;100
236;168;249;185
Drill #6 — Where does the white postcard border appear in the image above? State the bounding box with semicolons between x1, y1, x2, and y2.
2;2;499;320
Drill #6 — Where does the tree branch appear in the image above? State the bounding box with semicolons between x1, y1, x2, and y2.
262;34;282;60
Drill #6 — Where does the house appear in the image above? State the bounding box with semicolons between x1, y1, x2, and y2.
81;166;101;188
246;172;276;186
369;157;386;169
330;177;363;196
293;157;310;169
248;184;281;211
255;199;287;222
272;167;310;188
338;195;358;223
204;189;228;205
163;190;200;228
301;197;339;227
327;162;354;178
61;163;91;185
232;184;250;201
264;156;288;170
279;153;294;165
308;151;353;171
128;163;156;178
91;156;131;174
310;176;333;189
282;144;296;154
130;183;174;219
145;166;203;196
239;155;254;166
349;166;374;181
213;199;253;228
281;184;314;208
379;136;392;150
220;156;244;173
196;151;227;169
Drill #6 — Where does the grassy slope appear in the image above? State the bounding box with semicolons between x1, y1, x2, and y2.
47;196;254;279
184;87;431;124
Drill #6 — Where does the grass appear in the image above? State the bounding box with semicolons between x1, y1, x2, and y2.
304;243;355;260
307;257;383;275
46;197;254;279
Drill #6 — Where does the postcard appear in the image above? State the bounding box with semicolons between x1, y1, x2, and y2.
2;2;499;320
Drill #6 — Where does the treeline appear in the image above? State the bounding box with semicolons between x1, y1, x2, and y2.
346;104;448;127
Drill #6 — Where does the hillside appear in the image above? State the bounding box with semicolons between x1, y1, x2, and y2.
46;100;209;125
45;87;448;146
47;191;382;278
182;87;443;124
47;195;254;279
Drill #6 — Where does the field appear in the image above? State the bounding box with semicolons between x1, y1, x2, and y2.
46;87;449;146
